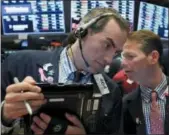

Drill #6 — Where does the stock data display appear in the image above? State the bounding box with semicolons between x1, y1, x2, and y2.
1;0;65;35
137;2;168;39
71;0;135;31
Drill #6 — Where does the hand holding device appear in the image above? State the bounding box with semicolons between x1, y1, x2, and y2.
2;76;46;123
24;83;99;134
31;112;86;135
13;77;33;115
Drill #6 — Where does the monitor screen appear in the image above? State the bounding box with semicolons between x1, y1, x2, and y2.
71;0;135;31
137;2;169;39
1;0;65;35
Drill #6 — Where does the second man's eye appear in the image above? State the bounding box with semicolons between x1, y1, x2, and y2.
125;55;135;60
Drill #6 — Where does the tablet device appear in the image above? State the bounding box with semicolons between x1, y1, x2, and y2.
24;83;101;134
35;83;94;119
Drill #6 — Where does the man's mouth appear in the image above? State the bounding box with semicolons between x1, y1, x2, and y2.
124;70;133;74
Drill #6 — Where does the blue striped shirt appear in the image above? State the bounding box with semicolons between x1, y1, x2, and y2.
140;74;167;135
58;47;91;84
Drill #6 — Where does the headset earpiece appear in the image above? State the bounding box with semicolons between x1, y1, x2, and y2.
75;28;88;38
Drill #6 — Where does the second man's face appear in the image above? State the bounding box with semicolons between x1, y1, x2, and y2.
121;40;154;82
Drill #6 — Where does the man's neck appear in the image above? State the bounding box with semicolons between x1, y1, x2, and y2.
67;40;86;72
139;67;164;90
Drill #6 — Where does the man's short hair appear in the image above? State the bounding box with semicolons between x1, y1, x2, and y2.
127;30;163;65
80;7;130;33
64;7;129;46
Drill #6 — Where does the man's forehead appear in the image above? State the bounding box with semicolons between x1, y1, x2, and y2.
123;40;142;49
122;44;144;55
101;21;127;42
122;49;137;54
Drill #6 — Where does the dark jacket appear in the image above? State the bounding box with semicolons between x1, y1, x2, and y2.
121;77;169;135
1;47;122;134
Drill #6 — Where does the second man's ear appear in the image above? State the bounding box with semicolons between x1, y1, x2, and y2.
148;50;159;64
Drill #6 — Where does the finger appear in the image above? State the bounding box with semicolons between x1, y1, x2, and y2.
6;82;41;93
4;99;46;109
40;113;51;124
33;116;48;130
31;123;44;135
23;76;36;84
5;92;44;102
29;99;47;107
5;106;39;119
65;126;76;135
66;126;86;135
65;113;83;128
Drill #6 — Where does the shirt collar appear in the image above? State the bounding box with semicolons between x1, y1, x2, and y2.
140;73;167;102
60;47;76;74
60;47;91;80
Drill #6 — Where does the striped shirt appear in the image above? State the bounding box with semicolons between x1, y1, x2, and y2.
58;47;91;84
140;73;167;135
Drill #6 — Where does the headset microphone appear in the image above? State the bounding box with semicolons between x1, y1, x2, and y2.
77;32;90;68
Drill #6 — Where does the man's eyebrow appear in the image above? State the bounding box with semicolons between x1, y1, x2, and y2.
122;51;136;56
105;37;116;48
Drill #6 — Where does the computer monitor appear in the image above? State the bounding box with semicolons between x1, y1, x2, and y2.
137;2;169;40
71;0;135;31
1;0;65;35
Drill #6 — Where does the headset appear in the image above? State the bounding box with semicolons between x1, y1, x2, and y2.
74;13;115;68
75;13;114;38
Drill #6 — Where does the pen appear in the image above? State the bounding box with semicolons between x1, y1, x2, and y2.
13;77;33;115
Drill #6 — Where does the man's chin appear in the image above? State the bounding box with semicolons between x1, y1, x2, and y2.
126;73;134;80
95;68;105;74
127;76;134;81
127;75;140;83
88;67;103;74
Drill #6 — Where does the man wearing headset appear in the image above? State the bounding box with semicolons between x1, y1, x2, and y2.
1;8;129;134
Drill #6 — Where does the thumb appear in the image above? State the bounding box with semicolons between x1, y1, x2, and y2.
23;76;36;84
65;113;83;128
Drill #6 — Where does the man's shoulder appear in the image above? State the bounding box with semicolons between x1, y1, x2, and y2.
6;47;64;63
122;87;140;108
14;50;52;59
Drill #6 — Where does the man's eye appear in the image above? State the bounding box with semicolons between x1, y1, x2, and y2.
105;44;111;49
122;54;135;59
126;55;134;59
129;55;134;58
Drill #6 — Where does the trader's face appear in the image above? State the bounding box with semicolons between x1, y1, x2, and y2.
121;40;159;82
82;19;128;73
